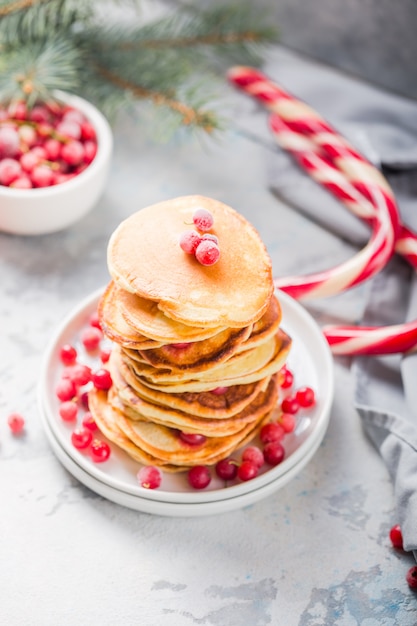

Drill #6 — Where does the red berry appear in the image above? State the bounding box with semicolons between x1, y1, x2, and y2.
263;441;285;466
187;465;211;489
10;176;32;189
0;127;19;157
389;524;404;550
59;401;78;422
201;233;218;244
0;158;21;185
31;164;54;187
92;368;112;391
100;348;112;363
56;120;82;140
20;150;41;173
71;427;93;450
195;239;220;266
29;106;50;123
80;391;90;409
62;363;92;387
90;439;111;463
89;310;101;329
137;465;162;489
7;413;25;434
83;140;97;164
59;344;77;365
82;411;98;431
210;386;228;395
43;138;61;161
61;140;84;166
179;230;201;254
406;566;417;589
56;378;76;401
281;395;300;415
280;413;296;433
81;326;102;351
192;208;214;231
237;460;259;481
80;122;96;141
215;457;238;481
179;432;207;446
279;367;294;389
242;445;264;468
260;422;285;444
296;386;316;408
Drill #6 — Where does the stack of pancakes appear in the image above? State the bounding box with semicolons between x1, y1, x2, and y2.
88;195;292;472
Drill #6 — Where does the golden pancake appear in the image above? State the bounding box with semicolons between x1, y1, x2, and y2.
107;195;274;328
124;332;279;385
135;330;292;393
111;348;270;418
236;293;282;352
134;325;252;374
88;389;182;471
114;406;272;466
115;282;227;342
109;376;277;437
99;282;162;349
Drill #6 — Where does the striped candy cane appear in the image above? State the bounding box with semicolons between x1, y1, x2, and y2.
227;65;417;355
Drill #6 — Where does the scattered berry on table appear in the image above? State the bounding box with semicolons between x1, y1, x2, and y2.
389;524;404;550
55;377;77;402
7;413;25;435
406;566;417;589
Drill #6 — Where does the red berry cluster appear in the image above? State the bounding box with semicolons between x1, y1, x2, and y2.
183;364;317;490
389;524;417;590
0;100;97;189
56;310;112;463
179;208;220;266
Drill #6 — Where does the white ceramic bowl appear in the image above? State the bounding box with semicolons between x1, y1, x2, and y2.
0;91;113;236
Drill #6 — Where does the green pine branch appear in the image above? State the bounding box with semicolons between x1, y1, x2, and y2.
0;0;278;135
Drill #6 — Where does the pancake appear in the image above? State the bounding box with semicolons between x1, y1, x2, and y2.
88;389;182;471
99;282;163;350
115;282;227;343
107;195;274;328
123;332;279;385
135;329;292;393
236;293;282;352
131;325;252;374
110;348;270;418
110;376;277;437
114;405;273;466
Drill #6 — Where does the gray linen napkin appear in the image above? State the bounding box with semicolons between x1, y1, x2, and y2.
264;55;417;553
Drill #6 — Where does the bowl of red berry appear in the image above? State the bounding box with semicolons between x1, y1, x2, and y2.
0;90;113;236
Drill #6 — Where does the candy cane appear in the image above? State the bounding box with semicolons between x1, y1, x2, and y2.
227;65;417;355
323;320;417;356
228;65;417;270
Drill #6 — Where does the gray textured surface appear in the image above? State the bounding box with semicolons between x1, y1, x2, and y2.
1;46;416;625
267;0;417;99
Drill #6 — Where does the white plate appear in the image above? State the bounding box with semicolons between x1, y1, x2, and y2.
40;406;329;517
38;288;334;511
